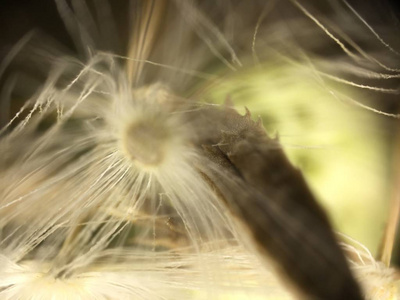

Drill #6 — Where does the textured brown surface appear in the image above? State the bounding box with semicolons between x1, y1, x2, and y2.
198;105;363;299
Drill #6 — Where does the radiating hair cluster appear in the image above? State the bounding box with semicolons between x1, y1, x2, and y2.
1;0;400;299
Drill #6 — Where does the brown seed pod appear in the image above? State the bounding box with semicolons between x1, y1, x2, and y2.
199;105;363;299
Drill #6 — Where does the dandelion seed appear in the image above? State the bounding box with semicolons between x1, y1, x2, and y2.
0;0;399;299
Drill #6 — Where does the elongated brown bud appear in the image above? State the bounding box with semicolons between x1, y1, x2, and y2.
200;106;363;300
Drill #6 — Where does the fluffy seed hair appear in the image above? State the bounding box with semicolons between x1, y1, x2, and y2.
1;0;400;299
